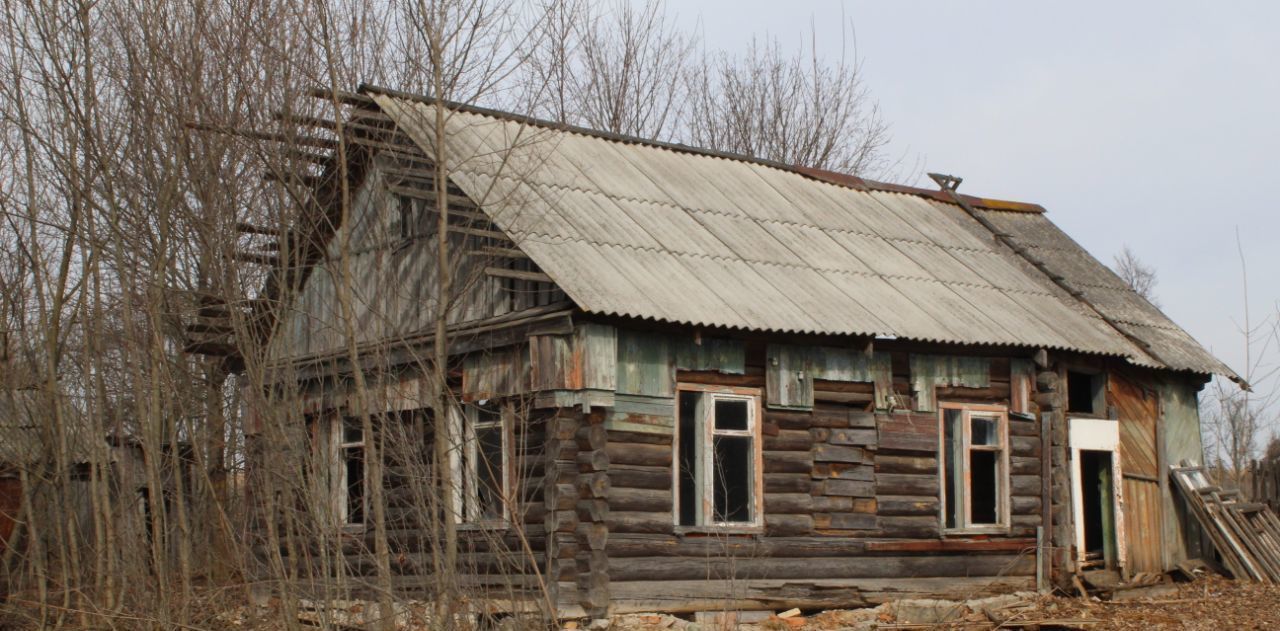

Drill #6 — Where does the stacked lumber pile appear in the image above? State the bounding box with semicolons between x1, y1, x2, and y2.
1171;464;1280;582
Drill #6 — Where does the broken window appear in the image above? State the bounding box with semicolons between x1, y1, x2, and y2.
1067;370;1105;416
309;415;369;528
675;386;762;527
453;404;510;524
940;403;1008;531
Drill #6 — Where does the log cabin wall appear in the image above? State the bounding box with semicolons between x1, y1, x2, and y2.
245;392;559;605
590;323;1043;614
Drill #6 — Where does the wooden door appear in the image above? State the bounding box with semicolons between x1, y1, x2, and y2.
1110;372;1163;574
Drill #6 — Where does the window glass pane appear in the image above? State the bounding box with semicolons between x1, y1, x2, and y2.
344;422;362;445
677;391;700;526
712;435;752;523
345;446;365;524
475;425;505;520
969;450;999;525
943;409;963;529
714;398;749;431
971;415;998;446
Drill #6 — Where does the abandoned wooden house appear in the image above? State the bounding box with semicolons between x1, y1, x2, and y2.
209;86;1239;617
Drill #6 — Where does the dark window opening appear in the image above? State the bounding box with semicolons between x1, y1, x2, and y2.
969;451;998;524
941;406;1007;530
943;408;962;530
475;423;505;521
713;436;752;522
397;195;416;240
714;398;749;430
1067;371;1102;415
1080;450;1117;567
462;405;508;523
677;391;699;526
675;389;759;527
344;441;365;525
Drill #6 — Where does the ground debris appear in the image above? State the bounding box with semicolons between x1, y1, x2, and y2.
604;574;1280;630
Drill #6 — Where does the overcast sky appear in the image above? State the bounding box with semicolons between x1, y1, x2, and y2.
673;0;1280;387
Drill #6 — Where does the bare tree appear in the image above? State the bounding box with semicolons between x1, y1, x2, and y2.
686;31;891;176
1113;245;1160;306
525;2;892;175
1203;232;1278;489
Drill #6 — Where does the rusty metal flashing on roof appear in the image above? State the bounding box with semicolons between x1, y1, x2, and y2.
793;167;1046;214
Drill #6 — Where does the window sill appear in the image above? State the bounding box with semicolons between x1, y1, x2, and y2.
675;525;762;537
943;526;1011;537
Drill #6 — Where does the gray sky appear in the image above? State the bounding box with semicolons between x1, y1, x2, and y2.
676;0;1280;385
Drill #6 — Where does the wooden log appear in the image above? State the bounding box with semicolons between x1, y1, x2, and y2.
609;465;671;490
764;451;813;474
606;429;673;446
605;534;883;559
877;412;939;454
828;428;878;446
578;496;611;522
1009;417;1039;437
607;511;672;534
876;473;939;496
815;512;878;530
1011;495;1041;515
576;422;608;450
548;509;579;534
863;538;1035;553
812;463;875;481
763;514;813;536
877;495;940;517
547;483;577;511
877;515;940;538
609;487;672;513
577;449;609;472
579;472;610;499
764;473;813;494
1011;474;1040;497
1011;455;1040;476
813;390;872;404
763;493;813;514
875;454;938;475
762;429;812;452
1011;435;1041;457
606;442;672;467
766;410;813;431
818;479;875;498
934;384;1011;400
813;444;867;464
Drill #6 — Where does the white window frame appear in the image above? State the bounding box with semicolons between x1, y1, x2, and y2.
450;403;512;527
321;415;368;530
938;402;1010;534
672;384;764;531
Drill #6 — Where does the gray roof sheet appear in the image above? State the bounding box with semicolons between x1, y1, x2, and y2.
374;94;1236;379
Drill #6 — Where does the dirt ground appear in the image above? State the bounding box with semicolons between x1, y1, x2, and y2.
609;575;1280;630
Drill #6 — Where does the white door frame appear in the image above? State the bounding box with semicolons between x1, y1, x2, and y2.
1069;417;1126;570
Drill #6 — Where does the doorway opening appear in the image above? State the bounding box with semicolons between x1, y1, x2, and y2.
1079;450;1117;569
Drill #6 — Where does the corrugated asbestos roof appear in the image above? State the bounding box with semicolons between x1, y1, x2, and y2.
372;93;1237;379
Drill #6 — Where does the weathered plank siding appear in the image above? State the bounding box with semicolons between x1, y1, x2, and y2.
598;331;1043;611
1110;371;1164;574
